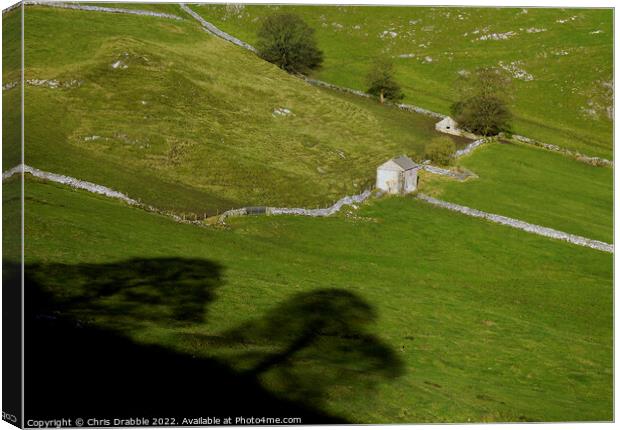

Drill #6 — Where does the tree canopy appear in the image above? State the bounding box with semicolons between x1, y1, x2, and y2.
366;58;403;104
256;13;323;74
451;67;513;136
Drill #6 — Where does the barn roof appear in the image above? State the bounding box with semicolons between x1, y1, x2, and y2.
392;155;418;170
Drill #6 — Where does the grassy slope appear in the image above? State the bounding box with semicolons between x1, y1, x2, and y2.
421;142;613;243
16;179;612;423
194;5;613;159
20;5;463;215
3;7;21;170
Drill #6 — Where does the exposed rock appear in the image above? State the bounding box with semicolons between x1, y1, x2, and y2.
111;60;128;69
272;107;293;117
478;31;516;41
25;78;83;89
498;61;533;81
525;27;547;33
380;30;398;38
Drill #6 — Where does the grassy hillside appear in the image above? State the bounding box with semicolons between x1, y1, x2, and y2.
422;142;613;243
18;5;464;215
194;4;613;159
16;178;612;423
3;6;21;170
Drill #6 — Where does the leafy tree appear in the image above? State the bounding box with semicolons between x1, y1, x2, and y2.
425;137;456;166
366;58;403;104
256;13;323;74
451;67;513;136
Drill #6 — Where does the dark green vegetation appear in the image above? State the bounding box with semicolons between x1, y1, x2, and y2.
257;13;323;73
366;57;403;103
423;142;613;243
15;5;461;216
451;67;513;136
15;179;612;422
425;136;456;166
195;5;613;158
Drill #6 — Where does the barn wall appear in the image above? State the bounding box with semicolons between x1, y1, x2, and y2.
376;169;400;194
403;169;418;193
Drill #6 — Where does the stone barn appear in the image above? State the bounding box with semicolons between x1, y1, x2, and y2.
376;156;420;195
435;116;461;136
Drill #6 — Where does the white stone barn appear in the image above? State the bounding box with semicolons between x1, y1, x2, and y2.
435;116;461;136
376;156;420;195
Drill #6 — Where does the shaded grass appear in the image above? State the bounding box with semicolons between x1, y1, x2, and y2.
17;179;612;423
194;4;613;159
422;142;613;243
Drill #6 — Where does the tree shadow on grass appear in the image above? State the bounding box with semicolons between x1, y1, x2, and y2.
23;258;403;424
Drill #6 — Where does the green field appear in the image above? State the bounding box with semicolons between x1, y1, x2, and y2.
193;4;613;159
13;178;613;423
422;142;613;243
12;5;468;215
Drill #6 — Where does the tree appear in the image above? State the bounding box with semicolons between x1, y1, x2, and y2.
256;13;323;74
366;58;403;104
425;136;456;166
451;67;513;136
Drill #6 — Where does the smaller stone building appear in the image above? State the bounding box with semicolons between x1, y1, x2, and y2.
376;156;420;195
435;116;461;136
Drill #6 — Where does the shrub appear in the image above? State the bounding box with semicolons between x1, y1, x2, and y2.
256;13;323;74
425;137;456;166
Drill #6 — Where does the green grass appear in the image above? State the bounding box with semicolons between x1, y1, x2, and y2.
16;178;612;423
194;4;613;159
422;142;613;243
3;6;21;170
17;5;463;215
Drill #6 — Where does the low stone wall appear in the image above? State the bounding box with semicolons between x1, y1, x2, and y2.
453;138;487;158
512;134;612;167
218;189;373;221
180;4;257;53
422;164;473;181
269;189;373;217
395;103;445;120
2;164;210;226
417;193;613;253
2;81;18;91
26;1;183;20
3;164;139;204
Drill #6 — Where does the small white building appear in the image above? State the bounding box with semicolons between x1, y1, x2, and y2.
435;116;461;136
376;156;420;195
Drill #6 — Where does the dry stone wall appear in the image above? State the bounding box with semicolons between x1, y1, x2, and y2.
512;134;612;167
453;138;487;158
3;164;138;204
219;189;373;221
417;193;613;253
180;4;257;53
26;1;183;20
421;164;473;180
